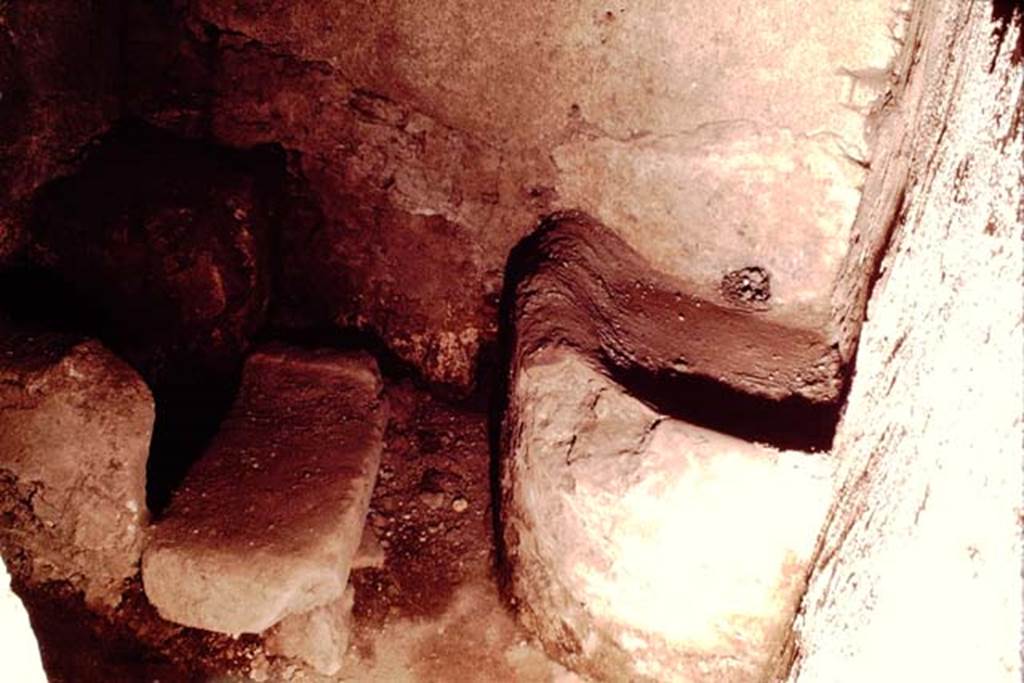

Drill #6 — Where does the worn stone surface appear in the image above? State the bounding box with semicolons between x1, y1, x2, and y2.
0;0;120;263
782;3;1024;682
501;348;834;682
121;0;909;396
142;346;387;635
265;586;354;676
0;327;153;608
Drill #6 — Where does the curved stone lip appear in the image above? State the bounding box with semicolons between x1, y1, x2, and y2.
496;197;859;680
502;211;846;455
508;211;846;404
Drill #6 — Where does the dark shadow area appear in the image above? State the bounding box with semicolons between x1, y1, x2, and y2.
17;118;288;514
0;266;108;337
991;0;1024;70
486;227;528;599
605;362;845;453
146;374;242;517
12;575;260;683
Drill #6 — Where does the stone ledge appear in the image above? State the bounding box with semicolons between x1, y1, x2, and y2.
142;346;387;635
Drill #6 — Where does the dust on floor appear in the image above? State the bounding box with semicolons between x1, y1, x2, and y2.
236;377;584;683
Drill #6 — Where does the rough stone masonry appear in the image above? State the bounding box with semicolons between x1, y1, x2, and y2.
125;0;909;395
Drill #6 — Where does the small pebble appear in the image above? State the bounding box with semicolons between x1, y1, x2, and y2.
452;496;469;513
249;653;269;682
419;491;445;510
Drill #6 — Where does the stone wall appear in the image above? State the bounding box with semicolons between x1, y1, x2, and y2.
782;1;1023;680
122;0;908;394
0;0;121;262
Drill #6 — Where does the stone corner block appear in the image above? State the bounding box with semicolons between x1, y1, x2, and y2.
501;348;835;681
0;327;153;609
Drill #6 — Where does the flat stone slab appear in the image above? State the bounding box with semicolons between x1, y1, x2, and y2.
501;348;834;681
142;346;387;634
0;325;152;609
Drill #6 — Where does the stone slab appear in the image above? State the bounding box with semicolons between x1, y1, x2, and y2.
142;346;387;634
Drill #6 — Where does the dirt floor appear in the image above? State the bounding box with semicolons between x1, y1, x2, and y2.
283;378;581;683
17;375;581;683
